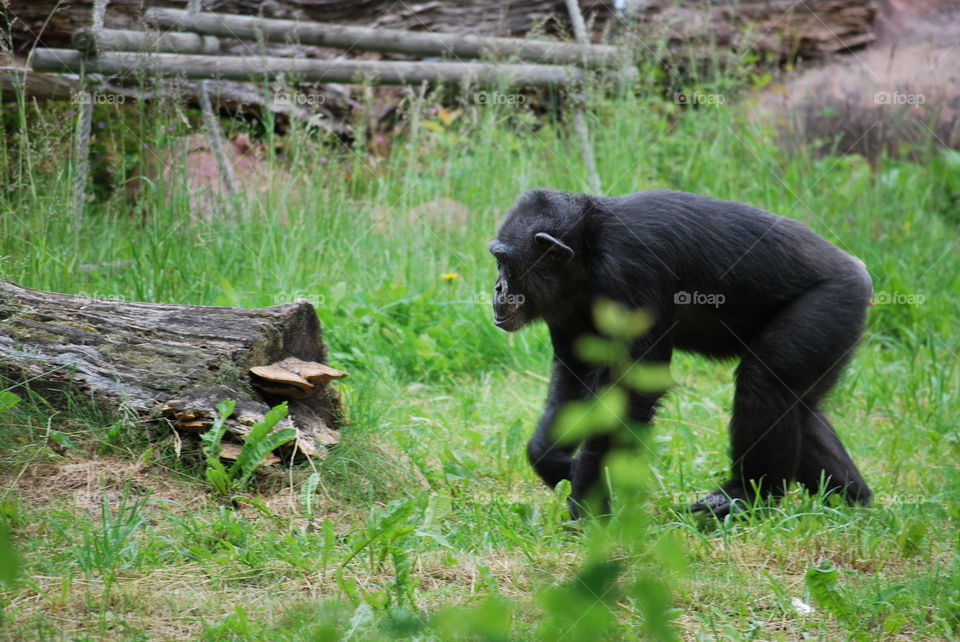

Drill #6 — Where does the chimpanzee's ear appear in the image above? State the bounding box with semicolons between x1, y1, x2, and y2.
534;232;574;262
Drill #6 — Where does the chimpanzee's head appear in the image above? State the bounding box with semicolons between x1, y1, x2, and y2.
488;189;589;332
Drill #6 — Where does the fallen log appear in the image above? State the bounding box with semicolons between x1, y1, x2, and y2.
144;9;624;68
73;27;221;56
31;49;586;88
0;65;340;130
0;66;80;102
0;279;345;459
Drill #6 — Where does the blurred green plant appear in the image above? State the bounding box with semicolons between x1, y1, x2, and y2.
0;392;19;415
0;392;21;591
0;523;19;589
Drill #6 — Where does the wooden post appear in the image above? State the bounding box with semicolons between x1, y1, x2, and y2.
565;0;602;194
188;0;237;199
197;81;237;197
565;0;591;46
32;49;585;88
144;9;625;69
72;0;109;221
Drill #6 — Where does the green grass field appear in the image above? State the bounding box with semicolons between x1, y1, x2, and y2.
0;74;958;640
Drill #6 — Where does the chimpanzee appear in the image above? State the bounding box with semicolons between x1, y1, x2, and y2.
488;188;872;518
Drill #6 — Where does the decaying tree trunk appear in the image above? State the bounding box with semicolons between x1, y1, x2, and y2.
0;279;345;459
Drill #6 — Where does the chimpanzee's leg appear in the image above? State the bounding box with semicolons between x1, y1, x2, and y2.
568;434;613;518
527;404;579;487
796;409;871;504
567;329;672;518
567;386;666;518
527;358;606;488
692;267;870;517
720;358;804;509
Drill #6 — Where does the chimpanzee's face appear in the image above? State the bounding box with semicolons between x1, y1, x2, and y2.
488;234;575;332
488;189;582;332
488;240;532;332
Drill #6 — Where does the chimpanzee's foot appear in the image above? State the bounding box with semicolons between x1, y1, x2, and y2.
689;483;754;518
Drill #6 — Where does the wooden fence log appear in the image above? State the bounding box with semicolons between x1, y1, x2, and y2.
31;49;587;88
144;9;625;69
73;27;221;56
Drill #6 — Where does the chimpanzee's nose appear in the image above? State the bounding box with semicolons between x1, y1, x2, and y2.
495;281;503;294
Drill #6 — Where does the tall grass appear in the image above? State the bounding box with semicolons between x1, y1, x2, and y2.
0;70;958;638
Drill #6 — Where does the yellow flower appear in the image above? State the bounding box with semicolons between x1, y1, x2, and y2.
441;273;459;281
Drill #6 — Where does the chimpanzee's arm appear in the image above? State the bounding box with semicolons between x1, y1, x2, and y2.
527;352;607;490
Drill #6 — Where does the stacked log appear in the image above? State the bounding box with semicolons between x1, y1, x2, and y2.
8;0;876;62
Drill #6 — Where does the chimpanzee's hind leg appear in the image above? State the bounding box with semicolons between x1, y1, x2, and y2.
691;266;870;518
796;408;871;505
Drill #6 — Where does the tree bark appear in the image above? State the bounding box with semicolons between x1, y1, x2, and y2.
73;27;221;56
0;279;344;457
144;9;623;68
32;48;586;87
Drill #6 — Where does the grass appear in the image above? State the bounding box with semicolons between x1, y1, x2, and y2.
0;67;958;640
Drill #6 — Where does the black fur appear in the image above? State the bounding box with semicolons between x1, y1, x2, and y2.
489;188;872;518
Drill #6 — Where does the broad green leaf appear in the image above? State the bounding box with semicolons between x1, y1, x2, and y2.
229;401;292;486
0;391;21;413
0;523;20;586
201;399;236;463
593;299;653;340
552;386;627;446
620;362;675;393
575;335;626;365
805;562;866;638
300;472;322;518
234;427;296;489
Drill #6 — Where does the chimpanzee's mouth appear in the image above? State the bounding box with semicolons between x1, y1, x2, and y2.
493;314;515;327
